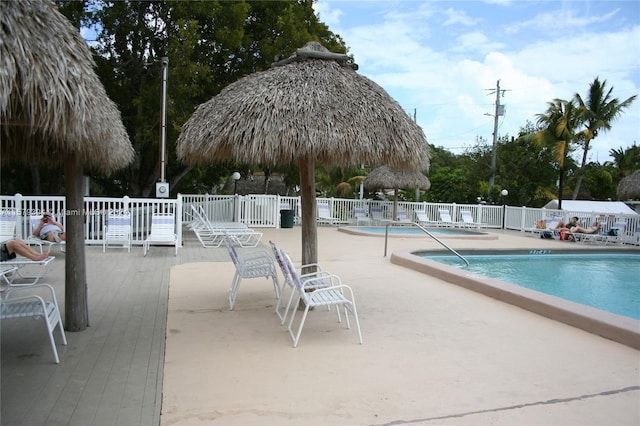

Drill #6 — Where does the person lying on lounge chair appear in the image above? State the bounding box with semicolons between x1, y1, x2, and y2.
1;239;50;261
555;216;580;232
33;213;65;243
570;221;600;234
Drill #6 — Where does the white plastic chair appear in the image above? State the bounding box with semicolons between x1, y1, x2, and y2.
143;213;178;256
103;213;132;252
0;283;67;363
269;241;333;325
281;251;362;348
224;238;279;310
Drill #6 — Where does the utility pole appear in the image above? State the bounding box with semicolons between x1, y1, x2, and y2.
156;57;169;198
486;79;508;197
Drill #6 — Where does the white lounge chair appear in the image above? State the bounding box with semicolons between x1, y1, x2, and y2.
281;250;362;348
1;256;55;286
460;210;485;228
224;238;279;310
438;209;464;227
190;205;262;248
352;207;371;226
143;213;178;256
396;209;413;223
370;206;388;225
103;213;132;252
317;203;340;225
0;209;18;241
414;210;439;227
0;283;67;363
527;216;562;238
28;214;65;253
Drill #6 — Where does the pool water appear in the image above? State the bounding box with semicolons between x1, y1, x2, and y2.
423;253;640;320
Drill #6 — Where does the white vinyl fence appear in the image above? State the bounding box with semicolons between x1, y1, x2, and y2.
2;193;639;246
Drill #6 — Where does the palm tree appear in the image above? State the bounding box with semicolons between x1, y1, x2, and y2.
523;98;581;209
572;77;637;198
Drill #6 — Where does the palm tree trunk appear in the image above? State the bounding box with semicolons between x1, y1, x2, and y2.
572;140;591;199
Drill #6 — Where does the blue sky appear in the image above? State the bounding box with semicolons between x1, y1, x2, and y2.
314;0;640;163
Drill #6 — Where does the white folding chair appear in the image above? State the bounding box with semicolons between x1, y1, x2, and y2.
224;238;279;310
281;251;362;348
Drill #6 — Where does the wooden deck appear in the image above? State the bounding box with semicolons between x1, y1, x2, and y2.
1;232;224;426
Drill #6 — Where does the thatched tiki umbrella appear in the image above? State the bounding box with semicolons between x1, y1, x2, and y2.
1;1;134;331
178;41;429;266
617;170;640;200
364;166;431;220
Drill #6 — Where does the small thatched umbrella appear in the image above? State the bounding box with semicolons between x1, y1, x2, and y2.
178;41;429;266
617;170;640;200
364;165;431;220
1;0;134;331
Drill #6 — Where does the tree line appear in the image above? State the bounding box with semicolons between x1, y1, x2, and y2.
1;1;637;208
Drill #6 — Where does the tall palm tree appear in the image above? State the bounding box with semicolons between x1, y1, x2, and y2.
526;98;581;209
572;77;637;198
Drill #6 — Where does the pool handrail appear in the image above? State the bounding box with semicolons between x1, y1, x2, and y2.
383;221;470;267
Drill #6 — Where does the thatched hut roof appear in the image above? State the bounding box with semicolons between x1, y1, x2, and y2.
177;41;429;169
617;170;640;200
364;165;431;191
176;41;430;266
0;0;133;174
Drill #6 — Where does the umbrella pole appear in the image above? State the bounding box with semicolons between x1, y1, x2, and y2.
299;157;318;272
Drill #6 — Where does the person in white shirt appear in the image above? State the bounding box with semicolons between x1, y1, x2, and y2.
33;213;65;243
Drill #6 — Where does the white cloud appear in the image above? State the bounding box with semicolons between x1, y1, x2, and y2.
315;1;639;161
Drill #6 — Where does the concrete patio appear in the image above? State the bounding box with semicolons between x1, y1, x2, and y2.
1;227;639;425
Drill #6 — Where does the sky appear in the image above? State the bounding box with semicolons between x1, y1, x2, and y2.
313;0;640;163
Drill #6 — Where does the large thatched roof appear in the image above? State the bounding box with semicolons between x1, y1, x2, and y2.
177;41;429;169
0;0;133;174
617;170;640;200
364;165;431;190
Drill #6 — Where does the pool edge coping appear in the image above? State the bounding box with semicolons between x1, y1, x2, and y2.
337;226;498;240
390;248;640;350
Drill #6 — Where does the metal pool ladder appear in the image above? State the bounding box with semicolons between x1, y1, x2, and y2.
383;221;469;267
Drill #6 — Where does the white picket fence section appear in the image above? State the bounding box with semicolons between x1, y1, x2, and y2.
1;193;639;246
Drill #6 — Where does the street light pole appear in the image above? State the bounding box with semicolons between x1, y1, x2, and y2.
501;189;509;229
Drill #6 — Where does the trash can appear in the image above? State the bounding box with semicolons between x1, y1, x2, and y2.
280;209;294;228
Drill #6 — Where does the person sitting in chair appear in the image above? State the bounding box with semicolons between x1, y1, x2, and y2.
1;239;51;262
570;221;600;234
33;213;65;243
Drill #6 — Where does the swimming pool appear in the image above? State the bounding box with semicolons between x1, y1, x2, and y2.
338;226;496;240
423;252;640;320
390;248;640;349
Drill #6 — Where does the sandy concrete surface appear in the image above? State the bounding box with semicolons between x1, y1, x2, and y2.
162;227;639;425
